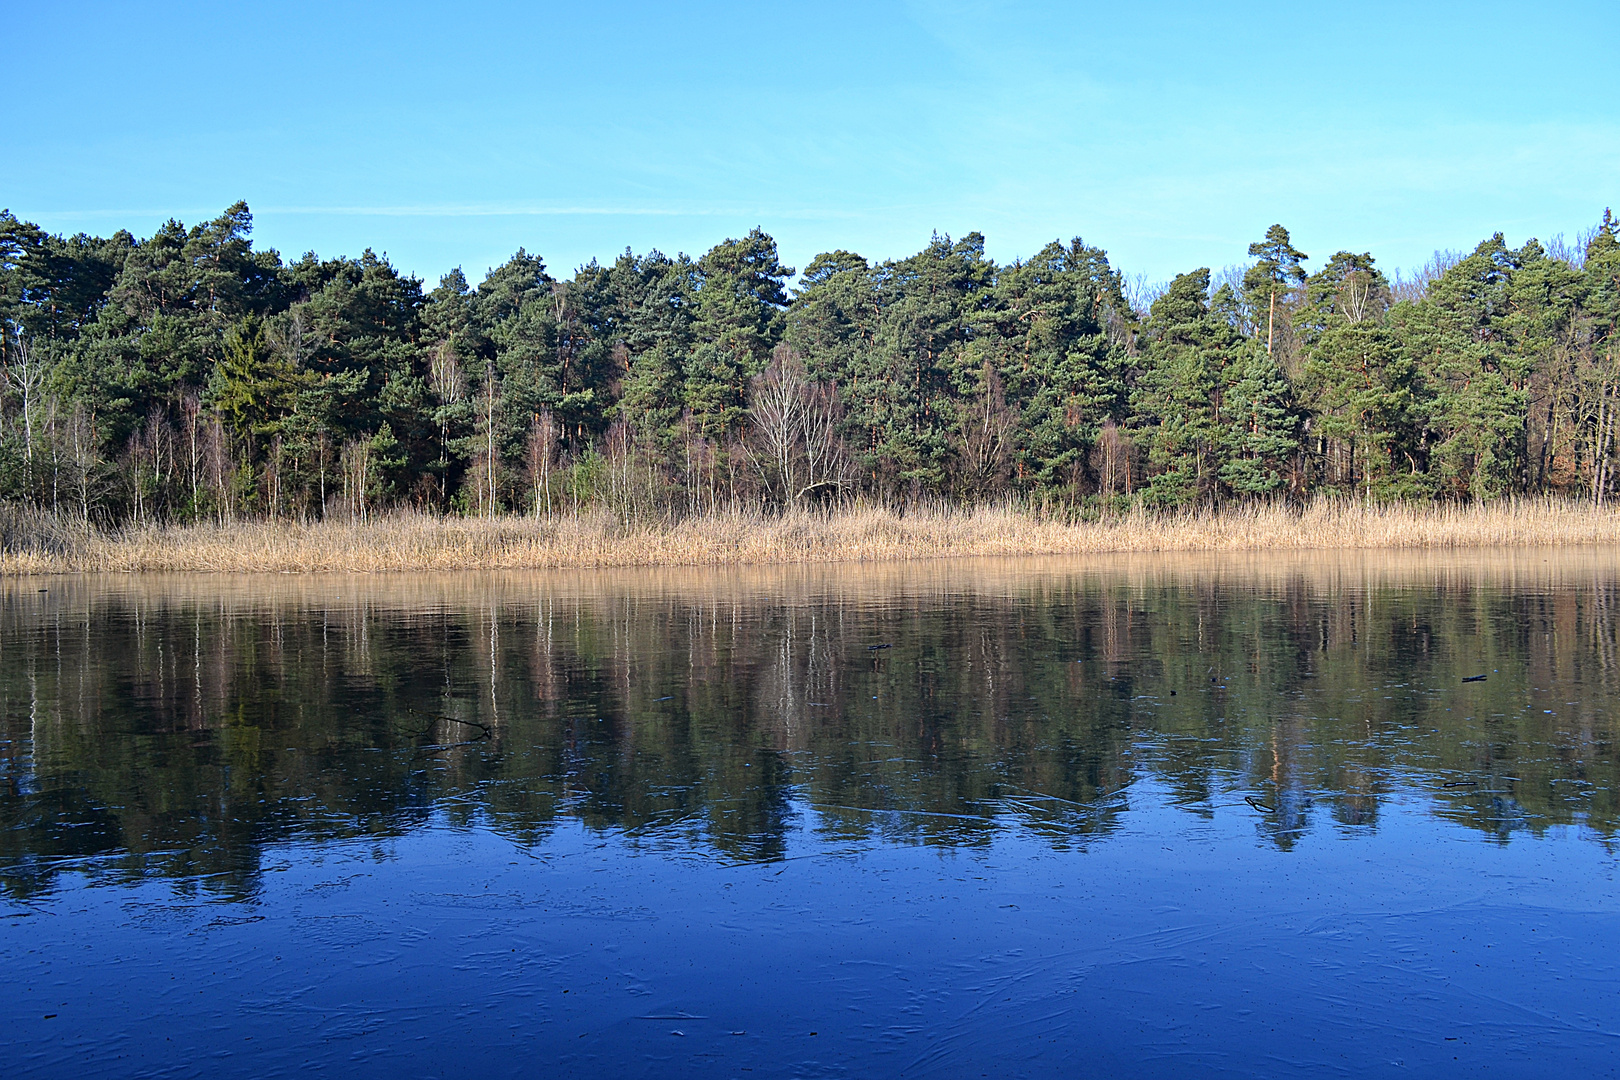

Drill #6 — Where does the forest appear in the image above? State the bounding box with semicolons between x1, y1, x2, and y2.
2;201;1618;525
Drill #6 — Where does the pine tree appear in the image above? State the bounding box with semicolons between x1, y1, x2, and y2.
1220;347;1298;496
1243;225;1308;358
1132;270;1232;506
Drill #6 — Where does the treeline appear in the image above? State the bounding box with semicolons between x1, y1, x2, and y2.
1;201;1618;524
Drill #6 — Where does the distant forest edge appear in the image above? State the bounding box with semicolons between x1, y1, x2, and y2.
2;201;1619;526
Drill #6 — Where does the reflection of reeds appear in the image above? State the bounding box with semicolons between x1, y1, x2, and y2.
6;497;1620;574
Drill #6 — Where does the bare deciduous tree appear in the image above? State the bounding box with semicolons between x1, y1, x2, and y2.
430;341;465;508
181;393;203;516
205;416;231;523
525;409;557;517
747;344;808;504
799;378;848;502
3;329;44;491
955;361;1017;498
66;403;99;523
341;438;372;522
1093;420;1131;497
746;343;849;507
481;364;500;517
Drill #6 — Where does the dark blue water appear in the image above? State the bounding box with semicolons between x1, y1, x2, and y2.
3;556;1619;1078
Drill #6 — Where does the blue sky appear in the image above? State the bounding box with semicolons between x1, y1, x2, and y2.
10;1;1616;289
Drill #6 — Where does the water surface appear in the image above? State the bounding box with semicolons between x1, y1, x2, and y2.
4;552;1620;1077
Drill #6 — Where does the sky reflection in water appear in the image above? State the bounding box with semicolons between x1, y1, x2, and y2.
2;552;1619;1077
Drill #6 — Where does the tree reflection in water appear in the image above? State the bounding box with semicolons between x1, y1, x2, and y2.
3;550;1618;901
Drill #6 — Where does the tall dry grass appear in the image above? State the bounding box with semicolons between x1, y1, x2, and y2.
3;498;1619;574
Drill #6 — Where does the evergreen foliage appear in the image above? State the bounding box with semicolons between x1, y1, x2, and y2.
4;203;1620;521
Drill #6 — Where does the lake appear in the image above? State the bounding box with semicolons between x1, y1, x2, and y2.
3;552;1619;1078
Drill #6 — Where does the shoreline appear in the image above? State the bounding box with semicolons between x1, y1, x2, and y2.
5;498;1620;575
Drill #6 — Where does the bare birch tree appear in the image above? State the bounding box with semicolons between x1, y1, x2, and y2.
341;438;372;522
181;393;203;517
525;408;557;517
747;344;807;504
429;341;465;508
3;329;44;495
481;364;500;516
66;403;98;523
746;343;848;506
799;378;849;501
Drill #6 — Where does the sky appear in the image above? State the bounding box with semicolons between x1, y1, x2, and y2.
8;0;1617;290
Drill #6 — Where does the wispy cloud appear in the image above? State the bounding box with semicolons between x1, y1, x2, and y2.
264;204;720;217
35;203;894;223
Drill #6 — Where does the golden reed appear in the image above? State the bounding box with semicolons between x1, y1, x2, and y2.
3;498;1619;574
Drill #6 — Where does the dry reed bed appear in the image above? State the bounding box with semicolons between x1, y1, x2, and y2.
3;498;1619;575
